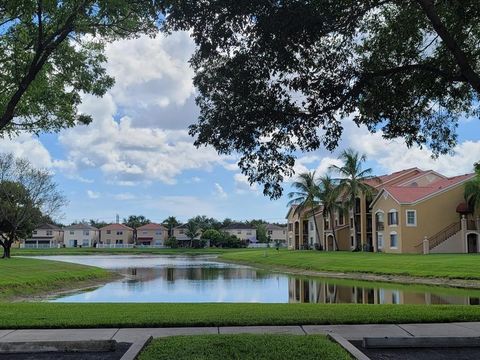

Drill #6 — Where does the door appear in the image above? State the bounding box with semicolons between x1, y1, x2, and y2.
468;234;478;253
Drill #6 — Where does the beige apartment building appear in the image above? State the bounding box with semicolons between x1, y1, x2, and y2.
23;224;63;248
371;171;479;254
136;223;168;246
99;223;134;246
286;167;479;254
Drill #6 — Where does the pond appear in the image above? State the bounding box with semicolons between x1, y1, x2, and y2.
39;255;480;305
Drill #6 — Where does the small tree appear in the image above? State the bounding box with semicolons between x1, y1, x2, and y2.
0;154;66;258
185;221;200;248
163;216;180;238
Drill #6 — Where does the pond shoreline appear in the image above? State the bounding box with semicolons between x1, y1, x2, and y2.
219;258;480;289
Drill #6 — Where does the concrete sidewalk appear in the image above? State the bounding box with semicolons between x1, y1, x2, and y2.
1;322;480;342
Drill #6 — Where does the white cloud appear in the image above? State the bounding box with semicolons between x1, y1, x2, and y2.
348;130;479;176
86;190;100;199
234;173;258;194
0;133;54;169
213;183;227;199
58;94;231;186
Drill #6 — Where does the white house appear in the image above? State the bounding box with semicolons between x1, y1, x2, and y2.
63;224;99;248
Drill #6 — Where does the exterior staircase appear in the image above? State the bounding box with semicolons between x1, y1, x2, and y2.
428;221;461;251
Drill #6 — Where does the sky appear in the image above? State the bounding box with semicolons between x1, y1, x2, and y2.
1;31;479;225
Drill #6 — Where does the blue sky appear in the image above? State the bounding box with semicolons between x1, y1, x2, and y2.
1;32;479;225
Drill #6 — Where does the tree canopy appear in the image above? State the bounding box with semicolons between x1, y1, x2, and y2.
0;0;162;135
0;153;66;258
123;215;150;229
163;0;480;198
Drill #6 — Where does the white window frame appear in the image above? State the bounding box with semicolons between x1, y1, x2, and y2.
406;209;417;227
377;232;384;249
390;231;398;249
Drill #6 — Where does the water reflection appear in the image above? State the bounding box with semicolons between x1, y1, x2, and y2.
35;255;480;305
288;278;480;305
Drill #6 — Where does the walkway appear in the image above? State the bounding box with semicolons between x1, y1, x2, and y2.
1;322;480;342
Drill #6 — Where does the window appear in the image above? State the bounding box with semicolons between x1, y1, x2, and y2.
237;230;242;235
377;233;384;249
310;222;314;231
268;230;273;235
338;210;344;225
142;231;148;235
46;230;52;236
392;291;400;304
375;212;384;231
116;231;123;235
406;210;417;226
390;232;398;248
350;218;353;229
246;231;252;235
83;230;89;236
69;231;74;235
288;223;293;231
115;239;123;244
155;231;162;235
388;210;398;226
350;236;354;247
33;230;37;235
82;239;89;247
106;230;111;234
179;229;184;234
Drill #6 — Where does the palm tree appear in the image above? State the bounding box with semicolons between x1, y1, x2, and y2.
163;216;180;238
185;221;200;248
465;166;480;215
330;148;378;251
317;174;341;251
288;171;321;249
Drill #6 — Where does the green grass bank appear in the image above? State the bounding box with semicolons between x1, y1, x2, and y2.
0;257;111;300
1;303;480;329
11;247;235;256
138;334;350;360
219;249;480;280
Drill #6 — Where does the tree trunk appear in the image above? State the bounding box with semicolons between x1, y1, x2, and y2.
416;0;480;93
311;205;322;250
1;243;11;259
330;212;339;251
351;212;358;251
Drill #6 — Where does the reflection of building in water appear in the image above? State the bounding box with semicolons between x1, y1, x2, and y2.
117;266;272;284
288;278;478;305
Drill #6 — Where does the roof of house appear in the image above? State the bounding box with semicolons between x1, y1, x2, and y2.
137;223;167;231
363;167;426;188
36;223;62;231
376;173;475;205
265;224;287;230
223;223;256;230
63;223;98;231
100;223;133;231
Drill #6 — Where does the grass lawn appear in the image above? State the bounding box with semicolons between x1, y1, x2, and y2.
11;247;236;256
2;303;480;328
0;257;111;300
220;249;480;280
138;334;350;360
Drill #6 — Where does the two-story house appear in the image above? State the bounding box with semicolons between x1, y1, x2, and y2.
23;224;63;248
63;224;99;248
99;223;134;246
136;223;168;246
223;223;257;242
265;224;287;245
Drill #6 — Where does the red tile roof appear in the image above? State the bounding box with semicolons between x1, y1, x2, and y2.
383;173;475;204
364;168;425;188
137;223;166;231
100;223;133;231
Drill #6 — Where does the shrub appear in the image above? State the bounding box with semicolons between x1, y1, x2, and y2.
165;237;179;248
